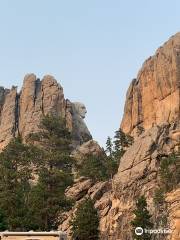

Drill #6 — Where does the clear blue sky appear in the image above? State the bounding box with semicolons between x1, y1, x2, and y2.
0;0;180;147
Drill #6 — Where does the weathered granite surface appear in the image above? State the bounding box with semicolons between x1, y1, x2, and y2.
60;124;180;240
121;32;180;137
0;74;92;150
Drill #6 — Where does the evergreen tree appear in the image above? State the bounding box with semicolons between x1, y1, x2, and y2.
160;153;180;192
71;198;99;240
0;137;38;230
78;154;108;182
28;169;73;230
104;156;119;180
113;129;133;159
105;137;118;179
0;209;8;231
131;196;153;240
28;115;73;171
28;115;74;230
105;136;113;156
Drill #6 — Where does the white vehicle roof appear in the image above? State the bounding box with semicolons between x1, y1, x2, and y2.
0;231;66;236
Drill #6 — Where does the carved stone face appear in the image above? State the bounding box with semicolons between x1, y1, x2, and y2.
73;102;87;119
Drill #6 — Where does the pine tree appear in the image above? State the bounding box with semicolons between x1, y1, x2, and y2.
0;137;38;230
104;137;118;179
78;154;108;182
113;129;133;159
0;209;7;231
160;153;180;192
71;198;99;240
131;196;153;240
28;115;74;230
106;136;113;156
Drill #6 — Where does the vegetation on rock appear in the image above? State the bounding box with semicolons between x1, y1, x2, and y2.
77;129;133;182
131;196;153;240
153;188;165;206
70;198;99;240
153;151;180;207
113;129;133;158
159;152;180;192
105;129;133;178
77;153;108;182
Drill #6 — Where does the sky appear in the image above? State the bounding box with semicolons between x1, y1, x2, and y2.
0;0;180;147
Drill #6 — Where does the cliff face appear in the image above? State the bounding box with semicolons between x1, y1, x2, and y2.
0;74;92;150
121;32;180;136
106;34;180;240
108;125;180;240
60;125;180;240
105;34;180;240
59;34;180;240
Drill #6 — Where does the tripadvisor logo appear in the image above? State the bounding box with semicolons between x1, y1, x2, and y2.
135;227;144;236
135;227;172;236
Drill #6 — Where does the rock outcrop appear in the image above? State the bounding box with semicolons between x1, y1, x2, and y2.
105;34;180;240
106;124;179;240
60;124;180;240
0;74;92;150
0;87;18;150
60;177;112;238
71;140;103;165
59;33;180;240
121;32;180;137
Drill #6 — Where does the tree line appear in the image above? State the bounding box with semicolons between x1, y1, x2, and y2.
0;115;135;239
0;116;73;231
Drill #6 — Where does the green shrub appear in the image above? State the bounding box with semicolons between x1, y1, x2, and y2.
153;188;165;205
160;153;180;192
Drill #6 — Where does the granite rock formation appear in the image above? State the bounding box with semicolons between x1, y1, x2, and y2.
0;33;180;240
71;139;103;165
59;34;180;240
0;74;92;150
108;124;180;240
121;32;180;137
60;122;180;240
103;33;180;240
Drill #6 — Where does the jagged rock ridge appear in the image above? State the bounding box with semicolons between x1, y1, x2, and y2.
0;74;92;150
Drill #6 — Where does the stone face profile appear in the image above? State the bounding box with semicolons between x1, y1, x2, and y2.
71;102;92;146
73;102;87;119
0;74;92;150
